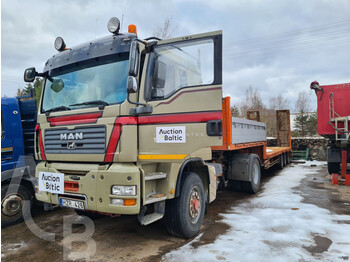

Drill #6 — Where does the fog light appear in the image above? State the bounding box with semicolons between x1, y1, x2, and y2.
111;185;136;196
110;199;123;206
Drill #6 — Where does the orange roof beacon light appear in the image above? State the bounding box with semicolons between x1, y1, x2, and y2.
128;24;137;35
107;17;120;34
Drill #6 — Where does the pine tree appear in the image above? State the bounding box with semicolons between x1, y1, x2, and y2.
231;105;240;117
294;111;309;136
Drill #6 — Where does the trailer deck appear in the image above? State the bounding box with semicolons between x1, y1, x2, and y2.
212;97;292;169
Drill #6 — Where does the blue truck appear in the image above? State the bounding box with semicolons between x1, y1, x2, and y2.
1;94;37;227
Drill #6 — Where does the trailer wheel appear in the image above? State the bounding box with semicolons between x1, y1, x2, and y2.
241;155;261;194
1;184;32;227
277;154;284;170
283;153;287;166
165;172;205;238
327;162;340;174
286;153;290;164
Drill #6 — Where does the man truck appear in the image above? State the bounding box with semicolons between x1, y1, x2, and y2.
24;17;291;238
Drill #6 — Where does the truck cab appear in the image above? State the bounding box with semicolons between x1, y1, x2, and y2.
26;18;223;238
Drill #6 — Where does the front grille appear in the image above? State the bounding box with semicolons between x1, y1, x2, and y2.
44;126;106;154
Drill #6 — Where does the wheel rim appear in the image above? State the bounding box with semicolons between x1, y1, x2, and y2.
2;193;24;217
252;161;259;185
189;186;201;224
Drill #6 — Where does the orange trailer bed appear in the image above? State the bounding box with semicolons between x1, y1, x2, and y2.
211;97;292;169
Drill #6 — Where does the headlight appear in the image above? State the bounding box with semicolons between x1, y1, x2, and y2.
111;185;136;196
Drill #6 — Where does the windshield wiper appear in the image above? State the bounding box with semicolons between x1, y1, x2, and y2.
44;105;71;116
69;100;109;109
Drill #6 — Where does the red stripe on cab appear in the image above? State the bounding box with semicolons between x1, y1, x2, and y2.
47;112;103;127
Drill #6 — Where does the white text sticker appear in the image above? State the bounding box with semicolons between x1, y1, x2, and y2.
156;126;186;143
39;172;64;194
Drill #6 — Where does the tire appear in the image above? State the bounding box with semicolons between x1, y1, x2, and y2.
1;184;33;227
165;172;205;238
241;154;261;194
74;209;103;219
283;153;287;166
286;153;290;164
327;162;340;174
277;154;284;170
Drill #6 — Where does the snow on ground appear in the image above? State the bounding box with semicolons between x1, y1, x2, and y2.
163;161;350;262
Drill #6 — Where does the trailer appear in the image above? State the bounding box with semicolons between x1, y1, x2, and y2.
25;17;292;239
211;97;291;193
310;81;350;185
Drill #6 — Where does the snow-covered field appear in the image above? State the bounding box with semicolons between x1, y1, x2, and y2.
163;162;350;262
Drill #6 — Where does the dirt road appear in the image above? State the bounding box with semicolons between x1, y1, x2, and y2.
2;162;349;261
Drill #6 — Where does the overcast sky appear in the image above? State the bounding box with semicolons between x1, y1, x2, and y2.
1;0;350;112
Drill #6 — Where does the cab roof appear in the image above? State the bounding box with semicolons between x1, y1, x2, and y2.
43;33;137;73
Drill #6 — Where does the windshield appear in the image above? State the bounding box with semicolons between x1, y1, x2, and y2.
42;53;129;112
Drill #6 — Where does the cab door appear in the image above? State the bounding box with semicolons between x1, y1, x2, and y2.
1;106;14;171
138;31;223;161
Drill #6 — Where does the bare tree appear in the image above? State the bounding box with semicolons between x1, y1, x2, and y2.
239;86;265;116
269;94;291;110
153;17;177;39
294;91;311;113
294;91;313;136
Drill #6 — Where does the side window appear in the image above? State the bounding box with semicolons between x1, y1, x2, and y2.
1;110;4;140
149;38;214;100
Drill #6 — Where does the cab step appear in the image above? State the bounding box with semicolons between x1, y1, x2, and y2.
138;201;165;226
145;194;167;205
145;172;167;181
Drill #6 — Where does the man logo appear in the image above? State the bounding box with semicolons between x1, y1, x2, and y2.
60;133;83;140
67;142;76;150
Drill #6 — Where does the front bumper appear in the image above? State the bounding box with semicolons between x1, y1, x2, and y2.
35;161;141;215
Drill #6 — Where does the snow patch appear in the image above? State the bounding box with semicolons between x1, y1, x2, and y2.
163;161;350;262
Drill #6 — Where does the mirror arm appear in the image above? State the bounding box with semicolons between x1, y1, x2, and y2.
127;93;148;107
35;72;53;82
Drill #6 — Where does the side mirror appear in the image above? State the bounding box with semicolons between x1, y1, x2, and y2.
127;76;138;93
24;67;36;82
128;41;139;76
151;60;166;99
153;60;166;89
151;89;164;99
50;79;65;93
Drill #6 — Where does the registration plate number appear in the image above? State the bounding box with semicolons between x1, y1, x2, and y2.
60;198;85;210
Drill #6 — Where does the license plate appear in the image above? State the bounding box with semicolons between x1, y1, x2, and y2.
60;198;85;210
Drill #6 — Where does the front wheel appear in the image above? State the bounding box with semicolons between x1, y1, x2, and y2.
165;172;205;238
1;184;33;227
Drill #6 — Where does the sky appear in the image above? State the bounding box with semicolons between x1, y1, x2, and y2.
1;0;350;112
